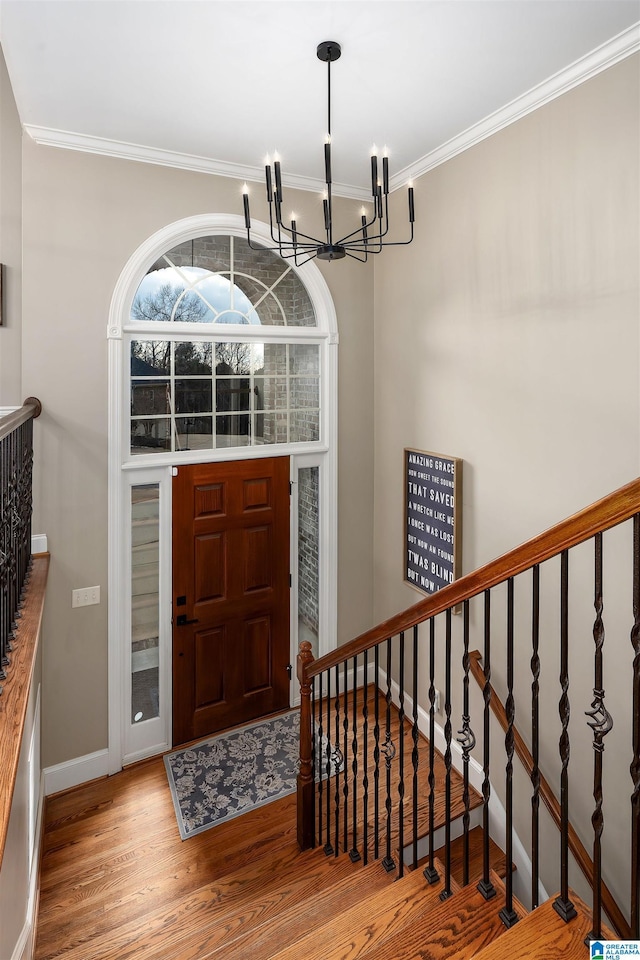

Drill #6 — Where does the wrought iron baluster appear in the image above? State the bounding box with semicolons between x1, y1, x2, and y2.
334;664;341;857
586;531;613;942
0;433;7;690
324;668;333;856
412;624;419;871
439;610;453;901
632;514;640;938
553;550;577;922
478;589;496;900
311;680;317;845
374;643;381;860
424;617;439;884
531;564;541;910
317;673;323;847
457;599;476;887
397;632;406;880
382;637;396;873
350;655;361;862
343;660;349;853
362;649;369;866
499;578;518;928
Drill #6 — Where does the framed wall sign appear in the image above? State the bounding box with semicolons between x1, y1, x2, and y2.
404;448;462;595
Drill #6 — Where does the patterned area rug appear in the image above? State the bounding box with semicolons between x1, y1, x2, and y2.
164;710;302;840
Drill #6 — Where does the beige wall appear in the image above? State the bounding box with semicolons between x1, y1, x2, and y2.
0;45;22;405
373;56;639;910
21;142;374;767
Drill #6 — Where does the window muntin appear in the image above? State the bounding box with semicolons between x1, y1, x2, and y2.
130;235;317;328
130;339;321;455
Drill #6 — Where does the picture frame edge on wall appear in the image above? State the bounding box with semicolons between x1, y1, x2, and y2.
404;446;463;597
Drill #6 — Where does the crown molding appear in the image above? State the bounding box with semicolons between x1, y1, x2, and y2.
24;22;639;199
390;21;640;191
22;124;371;202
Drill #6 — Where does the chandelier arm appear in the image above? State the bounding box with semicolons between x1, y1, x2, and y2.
285;224;325;246
348;226;415;250
266;199;286;246
344;248;371;263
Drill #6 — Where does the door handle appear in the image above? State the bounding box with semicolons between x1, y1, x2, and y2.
176;614;199;626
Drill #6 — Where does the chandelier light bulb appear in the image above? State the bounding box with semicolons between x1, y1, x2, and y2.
273;151;280;164
242;182;249;195
371;143;378;157
264;153;271;167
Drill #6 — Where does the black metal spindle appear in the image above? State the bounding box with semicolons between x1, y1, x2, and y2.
311;680;317;845
362;648;369;866
478;590;496;900
324;668;333;856
457;599;476;887
632;514;640;938
586;531;613;942
382;638;396;872
531;564;541;910
412;624;420;870
424;617;439;884
553;550;577;922
398;632;406;879
440;609;453;901
317;672;323;847
350;655;361;862
343;660;349;852
499;578;518;928
334;664;341;857
374;643;381;861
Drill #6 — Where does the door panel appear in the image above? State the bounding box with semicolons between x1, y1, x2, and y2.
172;457;290;746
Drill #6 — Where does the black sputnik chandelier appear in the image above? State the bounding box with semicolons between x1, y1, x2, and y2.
242;40;415;265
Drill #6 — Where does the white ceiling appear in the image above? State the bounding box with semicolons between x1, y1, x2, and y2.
1;1;639;197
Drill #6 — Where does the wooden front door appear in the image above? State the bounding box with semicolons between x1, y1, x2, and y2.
172;457;290;746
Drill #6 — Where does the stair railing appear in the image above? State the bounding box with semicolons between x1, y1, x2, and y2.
298;476;640;941
0;398;41;697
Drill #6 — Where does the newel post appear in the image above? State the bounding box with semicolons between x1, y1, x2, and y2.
297;640;315;850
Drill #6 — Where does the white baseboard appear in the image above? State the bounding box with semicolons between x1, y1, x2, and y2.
30;534;47;555
43;749;109;797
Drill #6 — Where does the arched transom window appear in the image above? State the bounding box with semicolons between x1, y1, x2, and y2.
127;234;323;457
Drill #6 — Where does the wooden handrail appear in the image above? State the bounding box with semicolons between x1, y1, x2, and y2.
305;477;640;680
0;397;42;443
468;648;630;939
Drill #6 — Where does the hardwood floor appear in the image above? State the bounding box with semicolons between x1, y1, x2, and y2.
34;699;602;960
34;696;477;960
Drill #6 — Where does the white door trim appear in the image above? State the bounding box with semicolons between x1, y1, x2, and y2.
107;214;338;773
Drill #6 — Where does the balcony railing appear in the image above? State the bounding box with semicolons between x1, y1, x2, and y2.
0;398;42;696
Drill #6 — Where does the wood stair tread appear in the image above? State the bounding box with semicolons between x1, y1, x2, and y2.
473;890;615;959
264;857;454;960
361;872;523;960
431;825;512;886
